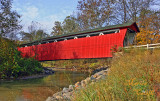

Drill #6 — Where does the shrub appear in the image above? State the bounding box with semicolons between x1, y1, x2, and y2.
0;37;43;79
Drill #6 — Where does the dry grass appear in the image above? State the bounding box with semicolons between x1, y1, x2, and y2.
41;58;111;71
73;49;160;101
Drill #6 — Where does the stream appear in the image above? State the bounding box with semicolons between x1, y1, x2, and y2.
0;70;89;101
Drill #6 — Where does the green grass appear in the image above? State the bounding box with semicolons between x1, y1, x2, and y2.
73;49;160;101
41;58;111;71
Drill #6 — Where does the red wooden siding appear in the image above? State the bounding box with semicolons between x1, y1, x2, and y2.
17;28;127;61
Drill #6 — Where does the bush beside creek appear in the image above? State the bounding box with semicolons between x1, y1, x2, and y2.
0;37;43;79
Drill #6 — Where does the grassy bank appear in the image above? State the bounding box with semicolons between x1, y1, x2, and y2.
73;49;160;101
41;58;111;71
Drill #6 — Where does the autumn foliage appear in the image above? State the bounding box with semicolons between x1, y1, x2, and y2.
136;12;160;45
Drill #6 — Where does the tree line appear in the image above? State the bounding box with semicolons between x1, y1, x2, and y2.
0;0;160;44
0;0;43;79
52;0;160;44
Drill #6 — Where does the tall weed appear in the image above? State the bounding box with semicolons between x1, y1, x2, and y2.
73;49;160;101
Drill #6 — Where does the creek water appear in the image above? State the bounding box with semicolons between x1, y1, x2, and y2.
0;70;89;101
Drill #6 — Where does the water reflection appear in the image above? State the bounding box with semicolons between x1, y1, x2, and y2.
0;70;88;101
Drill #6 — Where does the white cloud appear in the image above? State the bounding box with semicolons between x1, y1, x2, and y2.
22;6;39;19
12;1;75;34
13;5;62;33
150;5;160;11
37;15;59;34
14;5;40;32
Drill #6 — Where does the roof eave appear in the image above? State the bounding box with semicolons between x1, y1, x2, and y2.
20;22;139;46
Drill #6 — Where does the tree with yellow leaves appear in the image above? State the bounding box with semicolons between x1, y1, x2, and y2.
136;11;160;45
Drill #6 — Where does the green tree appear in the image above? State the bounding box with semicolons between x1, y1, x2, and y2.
21;21;49;42
76;0;115;30
63;16;80;34
52;16;81;36
0;37;43;79
0;0;22;37
76;0;157;26
21;30;48;42
51;21;63;36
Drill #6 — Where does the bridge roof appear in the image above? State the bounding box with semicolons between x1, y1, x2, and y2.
20;22;139;47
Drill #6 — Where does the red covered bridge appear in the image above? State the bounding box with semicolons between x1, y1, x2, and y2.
18;22;139;61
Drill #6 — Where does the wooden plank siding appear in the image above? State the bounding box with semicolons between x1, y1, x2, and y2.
17;22;139;61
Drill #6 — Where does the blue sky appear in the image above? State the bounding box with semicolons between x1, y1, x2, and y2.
12;0;79;33
12;0;160;34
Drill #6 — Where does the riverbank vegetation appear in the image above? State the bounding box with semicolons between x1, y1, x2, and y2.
0;0;44;79
73;49;160;101
41;58;111;72
0;37;43;79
